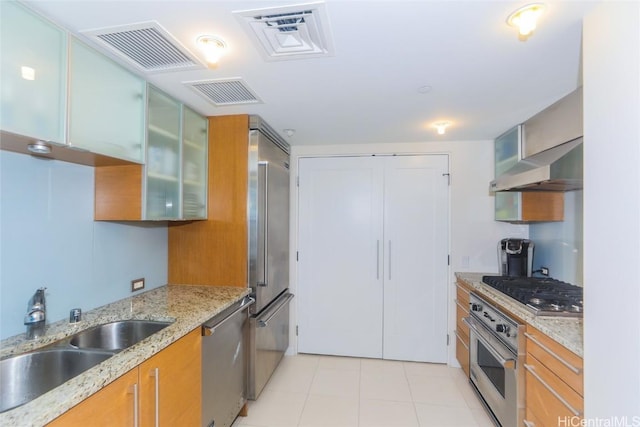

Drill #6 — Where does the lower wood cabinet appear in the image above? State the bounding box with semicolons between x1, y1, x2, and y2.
455;279;471;377
48;328;201;427
524;326;583;427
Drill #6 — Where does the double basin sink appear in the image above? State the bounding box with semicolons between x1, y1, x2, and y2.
0;319;172;413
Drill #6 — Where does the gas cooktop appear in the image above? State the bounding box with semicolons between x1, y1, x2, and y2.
482;275;583;317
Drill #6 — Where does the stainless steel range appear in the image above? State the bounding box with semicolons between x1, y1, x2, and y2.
465;292;525;427
482;275;583;317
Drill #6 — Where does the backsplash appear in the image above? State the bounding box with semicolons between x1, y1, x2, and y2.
529;190;583;286
0;151;168;340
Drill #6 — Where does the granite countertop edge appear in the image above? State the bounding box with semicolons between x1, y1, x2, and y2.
0;284;250;426
455;272;583;358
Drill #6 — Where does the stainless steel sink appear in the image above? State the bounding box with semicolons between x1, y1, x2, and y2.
0;348;113;413
69;320;172;351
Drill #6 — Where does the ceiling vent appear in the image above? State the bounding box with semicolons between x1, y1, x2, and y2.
81;22;205;73
185;78;262;106
234;2;334;61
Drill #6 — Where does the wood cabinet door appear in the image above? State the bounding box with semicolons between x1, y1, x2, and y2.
47;369;139;427
139;329;202;427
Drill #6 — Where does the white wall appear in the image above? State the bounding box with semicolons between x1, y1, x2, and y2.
0;151;168;339
583;1;640;420
289;140;527;365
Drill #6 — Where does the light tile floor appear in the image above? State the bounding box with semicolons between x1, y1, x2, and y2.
232;354;495;427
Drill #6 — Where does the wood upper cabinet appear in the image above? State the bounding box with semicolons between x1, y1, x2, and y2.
169;114;249;286
454;279;471;377
47;329;201;427
524;325;584;426
139;328;201;427
47;369;139;426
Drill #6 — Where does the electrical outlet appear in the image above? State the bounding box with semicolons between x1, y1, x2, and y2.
540;267;549;276
131;278;145;292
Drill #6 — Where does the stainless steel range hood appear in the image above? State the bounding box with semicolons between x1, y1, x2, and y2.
490;87;583;192
490;137;583;191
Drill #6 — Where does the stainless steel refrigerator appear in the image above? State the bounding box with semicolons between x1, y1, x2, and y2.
246;115;294;400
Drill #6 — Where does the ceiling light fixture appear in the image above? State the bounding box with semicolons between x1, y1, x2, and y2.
433;121;452;135
196;35;227;66
507;4;545;40
283;129;295;137
27;141;52;155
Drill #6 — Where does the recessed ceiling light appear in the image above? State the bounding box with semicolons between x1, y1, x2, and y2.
417;85;432;94
507;3;545;40
433;121;452;135
283;129;295;137
196;35;227;66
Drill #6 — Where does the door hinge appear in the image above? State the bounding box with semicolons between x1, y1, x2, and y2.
296;176;300;187
296;325;299;336
447;334;450;345
448;255;450;265
296;251;299;261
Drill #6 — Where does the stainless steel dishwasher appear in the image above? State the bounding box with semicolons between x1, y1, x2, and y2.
201;296;254;427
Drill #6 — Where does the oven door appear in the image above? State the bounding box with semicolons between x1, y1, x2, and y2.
465;316;519;427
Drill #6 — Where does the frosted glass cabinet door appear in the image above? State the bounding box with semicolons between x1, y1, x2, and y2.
495;192;522;221
495;125;521;177
0;2;66;143
181;107;208;219
69;38;145;162
145;87;181;219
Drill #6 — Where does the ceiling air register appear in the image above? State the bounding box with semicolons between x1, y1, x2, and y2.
234;3;334;61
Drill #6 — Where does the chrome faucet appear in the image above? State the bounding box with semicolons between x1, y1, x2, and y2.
24;287;46;339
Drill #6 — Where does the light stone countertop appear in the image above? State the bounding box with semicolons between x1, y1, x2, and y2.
0;284;250;427
455;272;583;357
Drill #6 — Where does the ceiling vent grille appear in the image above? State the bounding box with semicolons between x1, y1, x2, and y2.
234;2;334;61
81;22;205;73
185;78;262;106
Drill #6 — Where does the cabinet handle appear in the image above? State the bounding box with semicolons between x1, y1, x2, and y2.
388;241;392;280
455;299;469;313
257;162;269;288
376;240;380;280
454;330;469;350
524;364;582;416
524;332;582;374
129;383;139;427
523;420;536;427
150;367;160;427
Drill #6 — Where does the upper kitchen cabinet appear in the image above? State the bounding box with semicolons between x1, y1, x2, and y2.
95;86;207;221
68;38;146;163
494;125;564;223
0;1;66;144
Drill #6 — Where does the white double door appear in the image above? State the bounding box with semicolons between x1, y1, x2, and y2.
297;155;449;363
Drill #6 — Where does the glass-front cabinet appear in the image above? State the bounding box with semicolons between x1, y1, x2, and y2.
143;86;207;220
69;38;146;163
146;88;181;219
0;1;67;143
494;125;521;177
181;107;208;219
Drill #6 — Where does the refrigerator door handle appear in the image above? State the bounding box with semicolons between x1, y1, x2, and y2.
257;161;269;287
257;293;294;327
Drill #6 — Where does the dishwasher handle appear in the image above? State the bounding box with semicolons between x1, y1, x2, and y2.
203;296;255;336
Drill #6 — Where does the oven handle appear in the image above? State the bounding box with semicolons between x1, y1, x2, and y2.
463;317;516;370
524;364;582;416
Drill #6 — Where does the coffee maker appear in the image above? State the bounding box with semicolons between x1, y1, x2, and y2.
498;238;534;277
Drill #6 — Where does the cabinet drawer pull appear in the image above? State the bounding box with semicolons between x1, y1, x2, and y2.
454;330;469;350
129;383;139;427
455;299;469;313
524;364;582;417
523;420;535;427
524;332;582;374
150;367;160;427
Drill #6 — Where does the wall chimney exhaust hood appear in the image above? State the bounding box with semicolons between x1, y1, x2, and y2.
490;87;583;192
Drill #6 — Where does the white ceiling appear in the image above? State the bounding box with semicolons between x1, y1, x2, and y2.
25;0;594;146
